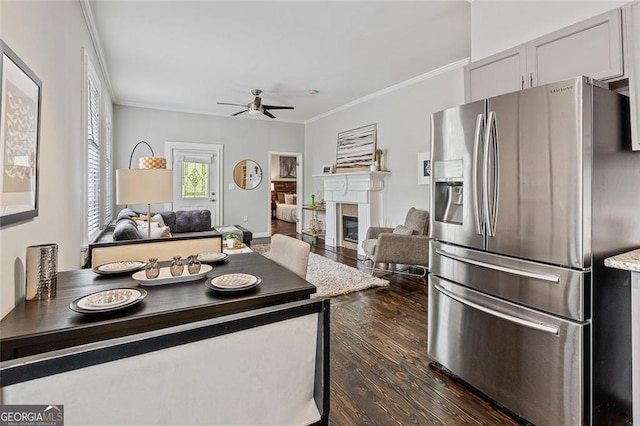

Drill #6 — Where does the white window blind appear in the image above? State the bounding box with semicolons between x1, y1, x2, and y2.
86;59;101;241
103;112;112;224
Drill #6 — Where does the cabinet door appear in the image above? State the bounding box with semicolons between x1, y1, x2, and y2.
626;1;640;151
464;45;526;102
528;9;623;86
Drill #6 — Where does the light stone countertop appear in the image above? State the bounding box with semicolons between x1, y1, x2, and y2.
604;248;640;272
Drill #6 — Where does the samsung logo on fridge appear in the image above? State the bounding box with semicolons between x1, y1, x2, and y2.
549;85;574;94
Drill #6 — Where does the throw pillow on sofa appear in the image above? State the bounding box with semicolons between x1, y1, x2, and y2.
175;210;212;233
150;213;165;228
159;211;176;233
113;218;140;241
116;208;138;221
136;220;172;239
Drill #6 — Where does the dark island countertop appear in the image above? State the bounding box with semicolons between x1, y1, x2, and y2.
0;252;316;361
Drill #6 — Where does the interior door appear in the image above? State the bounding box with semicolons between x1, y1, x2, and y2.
485;77;587;268
430;100;486;251
172;150;219;225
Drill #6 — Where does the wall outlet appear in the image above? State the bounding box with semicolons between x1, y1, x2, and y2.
243;215;248;222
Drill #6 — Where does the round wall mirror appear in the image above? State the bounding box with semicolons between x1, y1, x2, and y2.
233;160;262;190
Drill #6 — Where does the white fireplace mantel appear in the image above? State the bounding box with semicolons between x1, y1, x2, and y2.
314;171;390;257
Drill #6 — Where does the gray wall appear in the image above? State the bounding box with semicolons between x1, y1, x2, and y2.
304;66;465;230
113;105;304;236
0;0;111;318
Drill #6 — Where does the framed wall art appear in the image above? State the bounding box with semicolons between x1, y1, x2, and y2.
279;156;296;179
321;164;335;174
335;123;376;173
418;151;431;185
0;40;42;226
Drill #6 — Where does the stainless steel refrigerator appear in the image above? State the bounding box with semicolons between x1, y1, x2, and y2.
428;76;638;425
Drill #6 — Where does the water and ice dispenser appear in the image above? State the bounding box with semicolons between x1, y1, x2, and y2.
433;159;464;225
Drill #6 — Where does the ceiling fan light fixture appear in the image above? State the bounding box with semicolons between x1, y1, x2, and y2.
248;104;262;116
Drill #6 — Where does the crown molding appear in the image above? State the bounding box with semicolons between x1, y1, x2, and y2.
304;57;470;125
115;100;305;125
80;0;114;100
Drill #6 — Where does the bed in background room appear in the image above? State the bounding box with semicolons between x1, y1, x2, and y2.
275;198;298;223
272;181;297;223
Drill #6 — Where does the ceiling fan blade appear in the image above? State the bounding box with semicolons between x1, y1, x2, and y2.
262;105;294;110
263;110;276;119
218;102;248;107
232;110;248;116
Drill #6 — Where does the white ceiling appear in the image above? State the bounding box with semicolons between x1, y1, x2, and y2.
89;1;471;123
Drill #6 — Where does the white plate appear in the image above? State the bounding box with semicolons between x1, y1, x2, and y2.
132;264;213;286
209;273;258;289
205;276;261;293
77;289;141;310
93;261;146;275
70;288;147;314
198;252;228;263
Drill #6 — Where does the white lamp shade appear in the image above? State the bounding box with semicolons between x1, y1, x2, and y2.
116;169;173;205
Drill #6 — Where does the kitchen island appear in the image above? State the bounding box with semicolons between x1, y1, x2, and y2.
605;248;640;424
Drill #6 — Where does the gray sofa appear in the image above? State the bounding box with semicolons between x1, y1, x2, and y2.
87;208;252;268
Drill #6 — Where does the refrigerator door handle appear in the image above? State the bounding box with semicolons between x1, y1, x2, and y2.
483;111;494;236
473;113;485;235
490;112;499;236
435;249;561;284
435;283;560;335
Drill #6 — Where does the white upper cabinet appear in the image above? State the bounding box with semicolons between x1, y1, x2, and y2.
529;9;623;87
465;8;623;102
625;0;640;151
465;46;527;103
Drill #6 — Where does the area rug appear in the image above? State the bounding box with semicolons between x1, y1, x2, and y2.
251;244;389;297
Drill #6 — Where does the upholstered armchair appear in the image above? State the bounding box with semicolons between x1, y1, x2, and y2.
361;207;430;277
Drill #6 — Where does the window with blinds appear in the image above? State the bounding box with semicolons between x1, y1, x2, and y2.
104;112;112;223
85;54;102;241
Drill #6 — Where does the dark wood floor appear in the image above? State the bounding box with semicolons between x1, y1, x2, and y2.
263;221;522;425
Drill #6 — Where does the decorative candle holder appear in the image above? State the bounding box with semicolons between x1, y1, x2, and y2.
170;255;184;276
145;258;160;279
187;254;201;274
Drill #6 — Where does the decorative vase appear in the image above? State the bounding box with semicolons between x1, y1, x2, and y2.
170;255;184;276
187;254;201;274
310;194;316;208
375;149;383;171
226;238;236;249
145;258;160;279
25;243;58;300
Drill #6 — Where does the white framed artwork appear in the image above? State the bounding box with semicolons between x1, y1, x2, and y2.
418;152;431;185
321;164;335;174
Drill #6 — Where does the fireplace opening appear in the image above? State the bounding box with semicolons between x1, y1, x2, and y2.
342;215;358;244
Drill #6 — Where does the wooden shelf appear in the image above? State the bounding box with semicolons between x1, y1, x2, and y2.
303;205;326;212
302;229;326;238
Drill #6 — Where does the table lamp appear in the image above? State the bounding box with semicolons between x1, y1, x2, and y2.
116;145;173;238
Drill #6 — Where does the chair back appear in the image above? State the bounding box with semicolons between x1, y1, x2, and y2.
270;234;311;279
404;208;430;235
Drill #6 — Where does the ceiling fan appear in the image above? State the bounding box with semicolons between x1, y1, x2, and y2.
217;89;294;119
